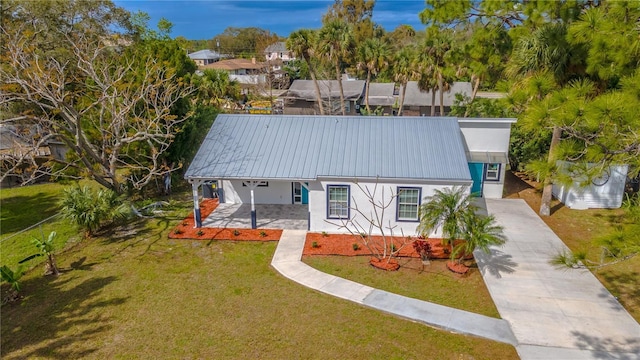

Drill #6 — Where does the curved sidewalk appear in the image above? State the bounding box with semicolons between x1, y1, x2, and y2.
271;229;517;346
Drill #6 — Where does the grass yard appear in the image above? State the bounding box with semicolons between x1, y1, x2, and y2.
304;256;501;318
1;183;81;270
1;186;518;359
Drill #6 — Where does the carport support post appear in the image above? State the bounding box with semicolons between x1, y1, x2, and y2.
191;181;202;228
245;181;261;229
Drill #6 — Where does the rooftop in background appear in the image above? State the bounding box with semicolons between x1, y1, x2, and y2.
286;80;366;101
402;81;473;107
184;115;471;182
201;58;265;71
188;49;223;60
264;42;288;54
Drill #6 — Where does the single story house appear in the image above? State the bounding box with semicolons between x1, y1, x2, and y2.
184;115;516;234
283;80;365;115
401;81;472;116
264;41;295;63
363;83;398;115
188;49;223;66
202;58;266;85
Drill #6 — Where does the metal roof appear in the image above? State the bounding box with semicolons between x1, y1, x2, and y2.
185;115;471;182
264;42;288;53
188;49;222;60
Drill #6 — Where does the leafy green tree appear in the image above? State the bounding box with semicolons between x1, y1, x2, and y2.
0;2;195;192
356;37;389;112
385;24;417;51
317;20;355;115
287;29;325;115
213;26;280;58
322;0;378;44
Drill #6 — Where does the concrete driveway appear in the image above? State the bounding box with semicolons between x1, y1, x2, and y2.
477;199;640;359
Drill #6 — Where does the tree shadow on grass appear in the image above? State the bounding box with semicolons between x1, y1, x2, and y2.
597;271;640;312
1;273;128;359
474;248;518;279
0;193;61;234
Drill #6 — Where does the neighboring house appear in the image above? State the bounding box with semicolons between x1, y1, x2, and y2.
283;80;365;115
552;161;629;209
401;81;472;116
202;58;266;85
363;83;398;115
264;41;295;63
188;49;223;66
184;115;516;233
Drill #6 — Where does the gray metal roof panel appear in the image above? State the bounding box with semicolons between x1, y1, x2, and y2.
184;115;472;181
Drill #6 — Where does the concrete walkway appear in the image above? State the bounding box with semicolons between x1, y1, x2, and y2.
480;199;640;360
272;229;517;345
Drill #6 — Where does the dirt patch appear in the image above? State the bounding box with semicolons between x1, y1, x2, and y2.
169;199;282;241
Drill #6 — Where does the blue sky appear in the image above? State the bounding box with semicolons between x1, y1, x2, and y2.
113;1;428;39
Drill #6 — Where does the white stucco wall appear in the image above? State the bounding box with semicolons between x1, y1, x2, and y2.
482;164;508;199
221;180;293;204
308;178;471;237
458;119;514;153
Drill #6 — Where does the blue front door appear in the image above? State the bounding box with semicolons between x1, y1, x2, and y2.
468;163;484;197
301;185;308;204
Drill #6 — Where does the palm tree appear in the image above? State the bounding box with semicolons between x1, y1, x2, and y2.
287;29;325;115
417;31;454;116
418;186;473;251
392;46;416;116
317;20;354;116
356;38;389;112
452;211;506;263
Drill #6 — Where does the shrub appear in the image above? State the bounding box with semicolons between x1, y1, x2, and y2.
259;231;267;238
390;244;398;252
352;243;360;251
174;229;183;235
359;232;368;238
233;229;240;236
60;186;131;236
321;231;328;237
196;230;205;236
311;241;319;248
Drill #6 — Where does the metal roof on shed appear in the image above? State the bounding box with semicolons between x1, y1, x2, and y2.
184;115;471;182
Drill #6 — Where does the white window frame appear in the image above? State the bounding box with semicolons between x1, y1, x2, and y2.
396;187;421;222
484;163;501;182
327;185;350;219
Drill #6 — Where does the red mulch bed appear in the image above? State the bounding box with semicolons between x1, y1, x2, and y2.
446;261;470;274
369;257;400;271
303;232;470;260
168;199;282;241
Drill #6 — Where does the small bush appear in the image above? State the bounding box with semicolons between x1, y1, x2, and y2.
174;229;183;235
259;231;267;238
233;229;240;236
196;230;204;236
359;232;368;238
182;222;189;226
352;243;360;251
321;231;328;237
390;244;398;252
311;241;319;248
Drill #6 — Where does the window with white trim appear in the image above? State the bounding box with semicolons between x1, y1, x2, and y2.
397;187;421;221
327;185;350;219
484;163;501;181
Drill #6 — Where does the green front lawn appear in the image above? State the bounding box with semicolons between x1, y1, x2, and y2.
1;186;517;359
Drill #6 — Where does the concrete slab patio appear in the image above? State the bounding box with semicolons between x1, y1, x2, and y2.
480;199;640;360
202;203;308;230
